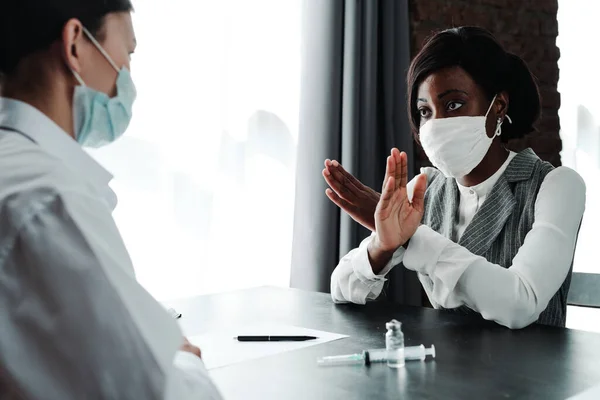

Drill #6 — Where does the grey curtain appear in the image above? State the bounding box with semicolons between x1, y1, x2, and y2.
290;0;422;306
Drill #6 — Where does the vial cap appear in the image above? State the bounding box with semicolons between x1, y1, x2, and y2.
386;319;402;330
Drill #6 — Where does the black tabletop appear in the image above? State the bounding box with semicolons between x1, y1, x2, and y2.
168;286;600;400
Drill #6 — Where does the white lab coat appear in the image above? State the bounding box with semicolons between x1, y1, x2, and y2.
0;98;222;399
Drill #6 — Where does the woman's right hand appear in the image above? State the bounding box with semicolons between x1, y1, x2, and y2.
322;160;380;232
322;149;405;232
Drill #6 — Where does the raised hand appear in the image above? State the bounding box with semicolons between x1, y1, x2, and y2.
322;160;379;231
322;148;405;232
368;150;427;273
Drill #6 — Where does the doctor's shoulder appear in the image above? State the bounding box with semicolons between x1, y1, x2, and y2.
0;134;83;225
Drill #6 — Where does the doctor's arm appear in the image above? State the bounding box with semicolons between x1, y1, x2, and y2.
403;168;585;329
0;191;221;399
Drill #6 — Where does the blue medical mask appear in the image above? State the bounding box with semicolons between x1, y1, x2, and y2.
71;27;137;148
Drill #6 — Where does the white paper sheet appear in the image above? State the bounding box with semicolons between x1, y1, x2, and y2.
568;384;600;400
188;323;348;370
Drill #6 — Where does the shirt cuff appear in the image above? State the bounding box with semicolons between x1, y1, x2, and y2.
353;239;406;282
403;225;474;307
403;225;447;274
173;350;209;375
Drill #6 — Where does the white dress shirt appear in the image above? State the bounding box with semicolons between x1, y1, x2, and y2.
454;152;517;240
0;98;222;399
331;152;586;329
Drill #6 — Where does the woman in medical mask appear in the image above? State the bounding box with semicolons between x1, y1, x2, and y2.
0;1;221;398
325;26;585;329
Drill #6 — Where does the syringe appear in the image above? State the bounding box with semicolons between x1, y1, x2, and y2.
317;344;435;366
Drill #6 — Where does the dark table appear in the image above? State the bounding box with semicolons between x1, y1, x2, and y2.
168;286;600;399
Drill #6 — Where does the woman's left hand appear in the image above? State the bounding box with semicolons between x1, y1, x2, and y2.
372;151;428;253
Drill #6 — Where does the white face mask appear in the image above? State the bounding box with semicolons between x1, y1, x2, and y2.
419;95;510;179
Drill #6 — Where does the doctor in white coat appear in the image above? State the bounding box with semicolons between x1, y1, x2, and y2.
0;1;222;399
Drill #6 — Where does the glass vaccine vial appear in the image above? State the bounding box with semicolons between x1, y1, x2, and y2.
385;319;405;368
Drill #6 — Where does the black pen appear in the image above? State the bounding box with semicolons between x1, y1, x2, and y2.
234;335;318;342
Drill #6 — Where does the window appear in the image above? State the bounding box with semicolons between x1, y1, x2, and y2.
88;0;301;301
557;0;600;275
557;0;600;331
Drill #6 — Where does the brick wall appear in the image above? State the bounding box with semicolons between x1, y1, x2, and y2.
409;0;562;168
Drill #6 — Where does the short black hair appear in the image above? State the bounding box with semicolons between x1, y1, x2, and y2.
407;26;541;142
0;0;133;76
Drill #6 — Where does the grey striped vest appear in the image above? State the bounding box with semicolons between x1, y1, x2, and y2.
421;148;572;327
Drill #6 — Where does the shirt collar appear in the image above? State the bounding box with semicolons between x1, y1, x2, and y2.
0;97;117;209
457;151;517;198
